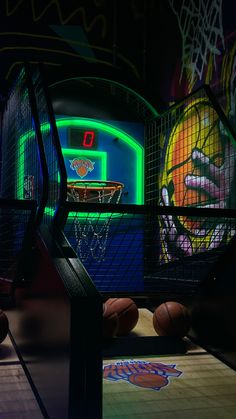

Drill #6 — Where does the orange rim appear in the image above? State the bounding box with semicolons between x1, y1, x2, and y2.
67;180;124;191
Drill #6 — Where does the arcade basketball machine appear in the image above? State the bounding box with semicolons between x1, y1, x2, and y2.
48;76;236;298
47;73;236;363
2;63;236;418
44;67;236;397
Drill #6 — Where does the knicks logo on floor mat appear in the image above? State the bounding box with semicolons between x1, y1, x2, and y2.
103;360;182;390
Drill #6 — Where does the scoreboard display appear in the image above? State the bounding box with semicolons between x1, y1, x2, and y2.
68;128;98;149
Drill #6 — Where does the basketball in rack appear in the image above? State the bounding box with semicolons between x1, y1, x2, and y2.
67;180;124;262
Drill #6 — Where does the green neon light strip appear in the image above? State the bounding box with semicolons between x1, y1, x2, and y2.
18;117;144;204
18;136;24;199
44;206;122;219
67;211;122;219
18;132;33;199
62;148;107;180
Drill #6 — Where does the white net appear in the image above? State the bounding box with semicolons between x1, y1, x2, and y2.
68;181;124;262
169;0;224;85
74;214;112;262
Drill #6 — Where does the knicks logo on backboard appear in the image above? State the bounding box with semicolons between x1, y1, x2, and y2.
69;158;95;178
103;360;182;390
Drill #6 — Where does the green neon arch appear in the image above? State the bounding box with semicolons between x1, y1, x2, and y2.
18;117;144;205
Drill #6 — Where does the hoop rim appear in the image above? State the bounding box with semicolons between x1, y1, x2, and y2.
67;180;124;191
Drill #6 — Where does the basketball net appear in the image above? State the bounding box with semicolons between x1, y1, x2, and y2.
67;181;124;262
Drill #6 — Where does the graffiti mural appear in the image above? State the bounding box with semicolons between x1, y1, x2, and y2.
157;0;236;263
159;97;236;262
169;0;225;89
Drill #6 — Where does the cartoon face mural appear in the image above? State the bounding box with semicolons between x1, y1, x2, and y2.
165;100;224;211
159;97;236;262
158;1;236;263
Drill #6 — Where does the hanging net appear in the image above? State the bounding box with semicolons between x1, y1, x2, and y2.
67;180;124;262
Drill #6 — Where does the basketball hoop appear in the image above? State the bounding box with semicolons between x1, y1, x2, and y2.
67;180;124;204
67;180;124;262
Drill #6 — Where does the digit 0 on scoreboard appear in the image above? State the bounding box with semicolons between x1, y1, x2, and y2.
69;128;98;149
82;131;96;148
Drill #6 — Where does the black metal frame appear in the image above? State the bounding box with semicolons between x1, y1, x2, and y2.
36;63;68;222
10;223;103;419
24;63;49;226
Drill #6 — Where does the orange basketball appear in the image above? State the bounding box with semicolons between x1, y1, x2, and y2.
103;303;119;339
105;298;139;336
128;372;168;389
153;301;191;338
0;310;9;344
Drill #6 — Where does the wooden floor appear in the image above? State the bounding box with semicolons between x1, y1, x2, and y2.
0;335;44;419
1;309;236;418
103;353;236;419
103;309;236;418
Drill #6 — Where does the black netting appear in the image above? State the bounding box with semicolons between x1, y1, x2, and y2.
63;204;235;295
0;201;36;288
4;68;235;298
81;78;157;121
145;86;236;208
31;67;66;224
145;86;236;268
0;68;45;220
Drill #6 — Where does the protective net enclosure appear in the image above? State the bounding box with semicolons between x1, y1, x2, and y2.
61;203;235;295
0;200;36;300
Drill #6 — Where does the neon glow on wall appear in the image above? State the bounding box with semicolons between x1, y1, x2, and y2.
17;118;144;207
